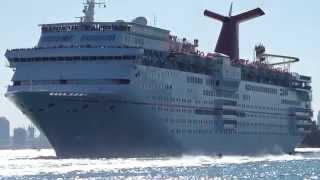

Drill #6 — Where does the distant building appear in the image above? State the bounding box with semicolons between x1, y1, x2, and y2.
0;117;10;146
33;131;52;149
13;128;27;148
28;126;35;139
317;111;320;129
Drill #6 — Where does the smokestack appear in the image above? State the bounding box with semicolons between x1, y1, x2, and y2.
204;5;265;60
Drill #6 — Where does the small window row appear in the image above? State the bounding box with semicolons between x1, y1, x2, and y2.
140;84;173;90
151;96;192;104
171;129;214;135
13;79;130;86
203;90;215;97
169;129;290;136
239;104;287;112
152;106;193;114
9;55;138;62
245;113;288;120
162;118;214;126
237;122;288;128
187;76;203;84
245;84;278;95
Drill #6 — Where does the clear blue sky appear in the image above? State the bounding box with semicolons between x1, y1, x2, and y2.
0;0;320;132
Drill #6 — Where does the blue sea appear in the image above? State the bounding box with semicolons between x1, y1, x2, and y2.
1;148;320;179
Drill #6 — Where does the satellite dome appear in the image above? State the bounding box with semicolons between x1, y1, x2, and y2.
132;17;148;26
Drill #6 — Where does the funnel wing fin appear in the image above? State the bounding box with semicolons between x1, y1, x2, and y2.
204;10;228;22
233;8;265;23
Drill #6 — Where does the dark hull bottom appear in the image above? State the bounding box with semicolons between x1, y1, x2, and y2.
300;129;320;148
9;92;184;158
8;92;303;158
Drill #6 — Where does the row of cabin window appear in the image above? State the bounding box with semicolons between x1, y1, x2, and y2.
194;99;216;106
9;56;138;62
141;70;219;89
234;131;290;136
187;76;203;84
152;96;191;104
138;70;176;80
194;109;220;116
140;84;173;90
245;113;288;120
204;79;220;87
151;106;193;114
202;90;240;101
137;72;178;89
163;118;214;126
203;90;215;97
13;79;130;86
206;79;216;87
151;96;214;106
171;129;290;136
280;89;289;96
245;84;278;95
216;90;239;99
239;104;287;112
202;90;239;99
171;129;214;135
242;94;251;101
194;109;238;116
237;122;288;129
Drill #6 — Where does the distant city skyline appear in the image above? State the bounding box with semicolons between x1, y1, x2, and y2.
0;124;51;149
0;0;319;131
317;111;320;129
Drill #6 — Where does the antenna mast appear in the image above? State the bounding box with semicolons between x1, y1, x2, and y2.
80;0;106;23
228;2;233;17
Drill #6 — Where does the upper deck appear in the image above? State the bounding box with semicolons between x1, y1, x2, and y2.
37;21;172;51
7;0;200;56
40;21;169;39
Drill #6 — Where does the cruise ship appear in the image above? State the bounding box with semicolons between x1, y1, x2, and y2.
4;1;313;158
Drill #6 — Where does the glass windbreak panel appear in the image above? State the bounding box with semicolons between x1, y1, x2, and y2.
13;79;131;86
41;23;131;33
9;56;138;62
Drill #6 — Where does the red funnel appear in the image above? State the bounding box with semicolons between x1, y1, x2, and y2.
204;7;265;60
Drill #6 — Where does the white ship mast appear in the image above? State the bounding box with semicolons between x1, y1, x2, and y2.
80;0;106;23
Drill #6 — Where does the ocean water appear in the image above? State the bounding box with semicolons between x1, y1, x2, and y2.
1;148;320;179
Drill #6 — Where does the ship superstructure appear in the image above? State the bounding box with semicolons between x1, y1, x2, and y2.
4;1;313;158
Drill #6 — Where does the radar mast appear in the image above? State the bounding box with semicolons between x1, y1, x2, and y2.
80;0;106;23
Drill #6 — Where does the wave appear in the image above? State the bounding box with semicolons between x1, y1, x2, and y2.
1;148;320;177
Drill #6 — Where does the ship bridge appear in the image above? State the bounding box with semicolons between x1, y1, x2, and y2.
38;21;170;52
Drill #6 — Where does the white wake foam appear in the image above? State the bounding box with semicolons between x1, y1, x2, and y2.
0;148;320;177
